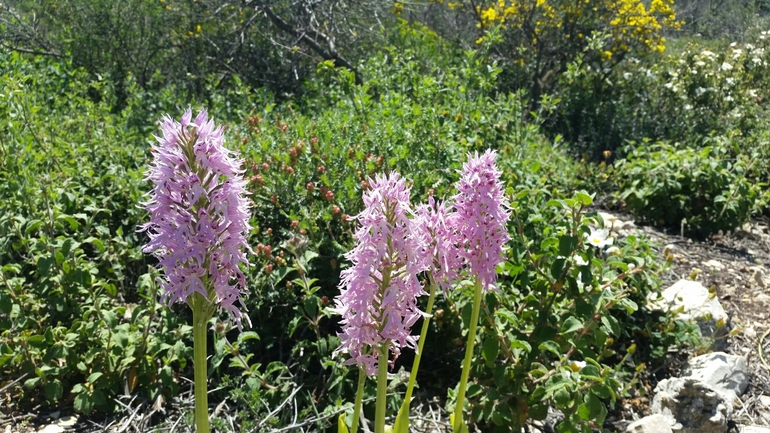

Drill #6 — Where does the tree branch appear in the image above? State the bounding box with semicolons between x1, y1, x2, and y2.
255;2;363;85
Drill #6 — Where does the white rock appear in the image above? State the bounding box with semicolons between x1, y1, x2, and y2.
626;414;673;433
683;352;748;404
739;427;770;433
57;415;78;428
649;280;729;349
705;260;725;270
652;378;731;433
759;394;770;407
757;293;770;305
38;425;65;433
745;327;757;339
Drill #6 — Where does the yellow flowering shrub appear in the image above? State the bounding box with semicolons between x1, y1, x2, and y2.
472;0;680;55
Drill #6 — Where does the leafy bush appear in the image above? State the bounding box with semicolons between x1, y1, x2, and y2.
437;185;700;432
552;28;770;159
0;52;190;413
614;140;762;237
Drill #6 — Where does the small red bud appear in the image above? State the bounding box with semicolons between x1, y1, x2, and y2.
325;191;335;201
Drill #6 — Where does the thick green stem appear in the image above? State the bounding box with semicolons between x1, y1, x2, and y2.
351;367;367;433
192;293;211;433
453;279;483;433
374;345;389;433
396;275;439;430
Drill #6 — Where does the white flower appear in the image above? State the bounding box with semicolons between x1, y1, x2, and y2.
746;44;755;50
695;87;707;96
623;72;633;80
605;246;621;256
695;61;706;67
586;228;614;248
725;95;734;102
730;42;738;47
702;50;716;58
684;104;693;110
753;57;763;64
726;77;735;86
576;272;585;291
628;263;636;271
569;360;586;372
721;62;733;71
748;89;758;98
732;49;743;59
573;254;588;266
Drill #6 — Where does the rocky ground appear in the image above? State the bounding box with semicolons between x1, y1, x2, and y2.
3;212;770;433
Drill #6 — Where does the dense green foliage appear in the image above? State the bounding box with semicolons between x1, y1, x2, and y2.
1;0;769;431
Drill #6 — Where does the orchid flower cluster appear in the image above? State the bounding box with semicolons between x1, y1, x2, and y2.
140;109;252;433
141;109;252;325
333;150;510;433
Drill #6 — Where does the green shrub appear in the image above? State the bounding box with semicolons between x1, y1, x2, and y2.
440;186;700;432
614;140;761;237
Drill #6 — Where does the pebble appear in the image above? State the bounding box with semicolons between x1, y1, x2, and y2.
57;416;78;428
706;259;725;270
760;395;770;407
757;293;770;305
38;425;64;433
745;327;757;339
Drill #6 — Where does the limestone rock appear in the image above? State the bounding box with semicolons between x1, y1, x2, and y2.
683;352;748;404
739;427;770;433
626;414;673;433
651;378;731;433
649;279;729;349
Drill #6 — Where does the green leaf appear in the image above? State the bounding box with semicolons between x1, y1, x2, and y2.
558;235;578;257
238;331;260;343
574;192;593;206
560;316;583;335
87;372;103;384
554;388;571;407
338;414;350;433
601;315;620;336
482;337;499;364
538;340;561;358
57;214;79;231
23;377;41;389
510;339;532;354
73;392;94;414
496;309;518;325
25;220;43;235
44;380;63;401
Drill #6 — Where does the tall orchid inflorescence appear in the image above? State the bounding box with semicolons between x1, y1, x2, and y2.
451;149;510;433
139;109;252;433
140;109;252;328
453;149;511;291
333;172;427;377
413;197;463;291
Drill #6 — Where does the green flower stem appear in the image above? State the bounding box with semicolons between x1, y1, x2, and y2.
453;279;483;433
374;345;389;433
351;366;367;433
395;274;439;431
192;292;213;433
